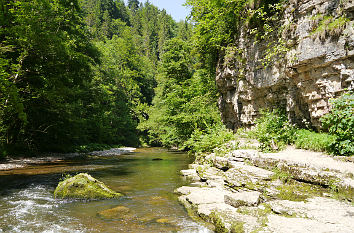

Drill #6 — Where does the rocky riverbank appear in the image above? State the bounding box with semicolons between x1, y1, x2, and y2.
0;147;136;171
176;146;354;232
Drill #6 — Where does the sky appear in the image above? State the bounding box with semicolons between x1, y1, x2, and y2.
126;0;191;21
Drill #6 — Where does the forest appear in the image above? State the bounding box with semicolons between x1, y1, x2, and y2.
0;0;222;156
1;0;353;157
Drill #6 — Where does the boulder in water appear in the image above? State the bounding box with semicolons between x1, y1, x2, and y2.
54;173;122;199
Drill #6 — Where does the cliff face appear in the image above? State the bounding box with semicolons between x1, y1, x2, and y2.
217;0;354;130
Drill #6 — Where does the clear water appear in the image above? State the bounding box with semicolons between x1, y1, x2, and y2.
0;148;211;233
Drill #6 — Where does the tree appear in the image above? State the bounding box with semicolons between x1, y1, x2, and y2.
139;38;220;147
128;0;140;11
0;0;99;152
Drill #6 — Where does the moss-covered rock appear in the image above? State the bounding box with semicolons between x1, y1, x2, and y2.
54;173;122;199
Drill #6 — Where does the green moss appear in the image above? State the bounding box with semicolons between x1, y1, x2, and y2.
196;165;208;179
210;211;228;233
237;206;253;216
328;178;354;202
276;184;308;202
231;221;245;233
272;167;293;183
257;204;272;227
54;173;122;199
276;180;326;202
328;16;349;30
311;15;349;38
244;180;263;191
237;204;272;232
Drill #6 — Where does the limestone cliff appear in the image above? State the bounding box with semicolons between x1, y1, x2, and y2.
217;0;354;130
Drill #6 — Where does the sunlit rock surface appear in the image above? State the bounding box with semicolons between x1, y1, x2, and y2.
217;0;354;130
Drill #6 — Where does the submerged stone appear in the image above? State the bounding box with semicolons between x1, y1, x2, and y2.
98;206;131;219
54;173;122;199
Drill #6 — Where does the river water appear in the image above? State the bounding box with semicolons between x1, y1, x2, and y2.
0;148;210;233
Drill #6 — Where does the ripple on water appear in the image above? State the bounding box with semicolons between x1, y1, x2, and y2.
0;149;211;233
0;185;86;233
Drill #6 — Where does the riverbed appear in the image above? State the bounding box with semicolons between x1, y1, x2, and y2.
0;148;210;233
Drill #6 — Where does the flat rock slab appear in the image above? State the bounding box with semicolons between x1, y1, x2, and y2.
250;147;353;175
197;203;260;232
180;169;200;181
224;165;273;189
225;191;261;208
198;166;225;181
180;169;198;176
174;186;202;195
229;148;354;194
267;214;353;233
268;197;354;232
229;163;274;179
185;187;232;205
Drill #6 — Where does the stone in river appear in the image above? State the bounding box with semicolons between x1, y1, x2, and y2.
54;173;122;199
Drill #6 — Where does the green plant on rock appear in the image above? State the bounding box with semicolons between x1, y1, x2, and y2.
210;211;228;233
272;167;293;183
321;92;354;156
311;14;349;39
231;221;245;233
254;109;296;152
214;141;240;157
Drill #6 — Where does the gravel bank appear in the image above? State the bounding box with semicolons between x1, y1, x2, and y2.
0;147;136;171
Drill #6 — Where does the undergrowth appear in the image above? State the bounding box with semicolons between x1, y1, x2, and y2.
321;92;354;156
183;124;235;155
253;109;296;152
250;107;345;155
184;92;353;157
294;129;336;152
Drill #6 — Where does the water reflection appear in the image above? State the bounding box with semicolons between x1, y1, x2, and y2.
0;148;210;233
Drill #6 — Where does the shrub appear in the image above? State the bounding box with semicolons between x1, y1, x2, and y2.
294;129;336;152
321;92;354;156
183;124;235;155
254;109;296;152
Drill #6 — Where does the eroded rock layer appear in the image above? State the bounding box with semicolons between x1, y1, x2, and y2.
176;148;354;232
217;0;354;129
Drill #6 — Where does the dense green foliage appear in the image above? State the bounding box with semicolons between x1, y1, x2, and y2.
253;109;296;152
183;124;235;155
186;0;285;69
321;92;354;156
294;129;336;152
138;38;221;148
1;0;101;153
2;0;349;159
248;106;351;155
0;0;191;155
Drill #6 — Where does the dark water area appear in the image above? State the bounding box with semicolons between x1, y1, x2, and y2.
0;148;210;233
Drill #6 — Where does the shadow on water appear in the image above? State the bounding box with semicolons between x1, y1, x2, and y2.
0;148;209;233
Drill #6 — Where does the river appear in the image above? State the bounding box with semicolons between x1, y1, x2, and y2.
0;148;211;233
